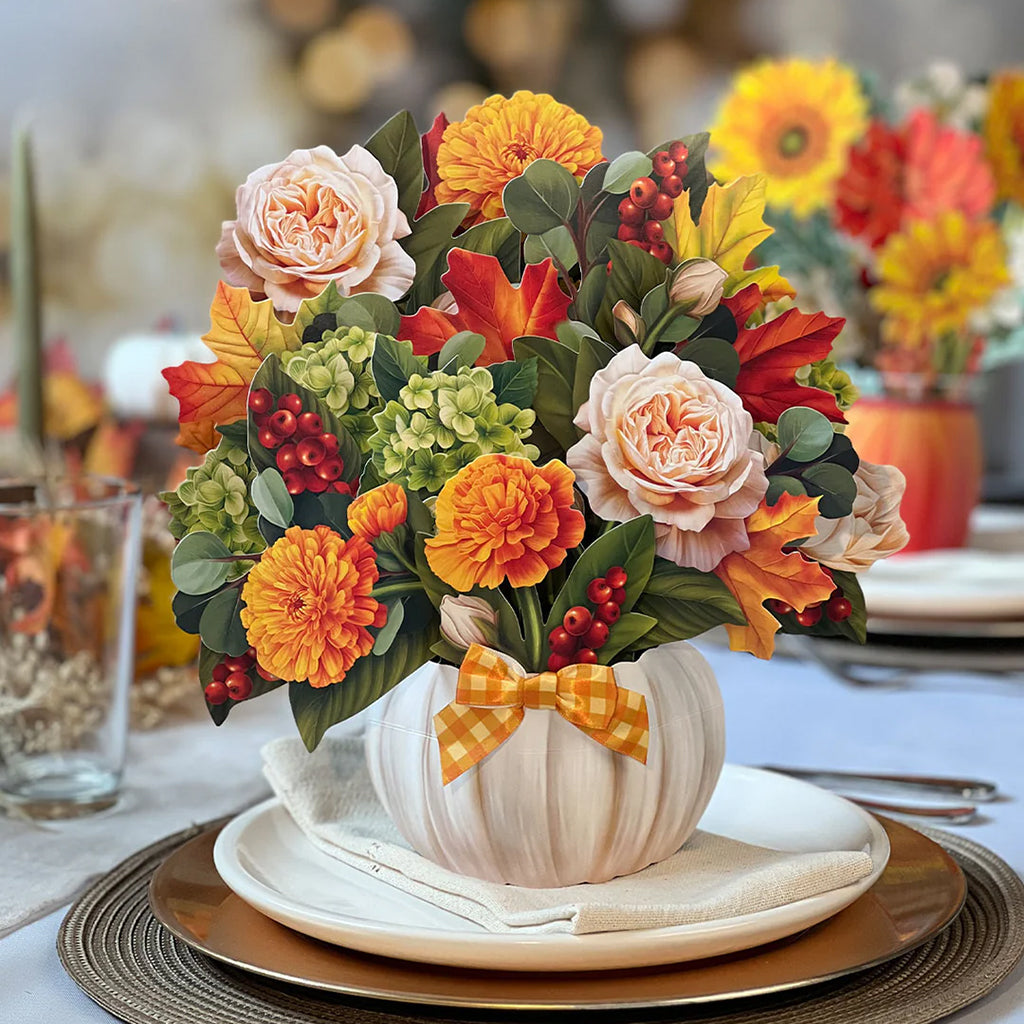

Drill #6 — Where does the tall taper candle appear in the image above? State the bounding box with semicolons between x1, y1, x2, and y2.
11;124;44;446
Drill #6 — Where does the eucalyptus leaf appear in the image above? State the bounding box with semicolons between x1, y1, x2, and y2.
198;587;249;656
803;462;858;519
524;224;579;269
250;468;293;529
438;331;486;372
172;588;220;635
777;407;834;463
502;159;580;234
603;151;654;194
343;293;401;336
373;598;405;655
170;532;233;596
766;475;808;505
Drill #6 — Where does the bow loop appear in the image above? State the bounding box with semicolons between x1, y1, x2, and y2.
434;644;650;784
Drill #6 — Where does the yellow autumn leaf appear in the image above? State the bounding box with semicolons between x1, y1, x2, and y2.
672;175;795;302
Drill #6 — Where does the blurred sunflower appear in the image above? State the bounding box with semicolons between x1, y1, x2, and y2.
711;57;868;217
434;90;604;224
871;211;1009;348
985;70;1024;206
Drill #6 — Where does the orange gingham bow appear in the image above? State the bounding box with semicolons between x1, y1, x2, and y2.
433;644;650;785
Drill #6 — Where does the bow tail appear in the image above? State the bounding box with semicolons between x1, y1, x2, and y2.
574;688;650;765
433;703;524;784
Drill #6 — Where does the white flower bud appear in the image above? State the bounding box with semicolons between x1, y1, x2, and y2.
439;594;499;650
668;258;728;316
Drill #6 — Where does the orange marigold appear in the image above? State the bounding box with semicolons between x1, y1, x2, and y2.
425;454;585;591
985;70;1024;206
348;483;408;541
240;525;384;688
434;91;604;224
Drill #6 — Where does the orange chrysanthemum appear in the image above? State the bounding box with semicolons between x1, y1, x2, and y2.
348;483;408;541
240;525;383;688
425;454;585;591
985;70;1024;206
434;91;604;224
836;110;996;249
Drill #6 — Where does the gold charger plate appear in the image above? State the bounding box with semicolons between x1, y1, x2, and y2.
148;816;965;1012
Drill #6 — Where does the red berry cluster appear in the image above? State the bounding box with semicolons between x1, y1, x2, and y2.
203;646;279;706
615;140;689;267
248;389;351;498
546;566;628;670
769;589;852;629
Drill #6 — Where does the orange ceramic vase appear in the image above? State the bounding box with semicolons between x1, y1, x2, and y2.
844;397;982;552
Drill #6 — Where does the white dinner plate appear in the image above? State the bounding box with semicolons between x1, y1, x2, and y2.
859;549;1024;621
213;765;890;972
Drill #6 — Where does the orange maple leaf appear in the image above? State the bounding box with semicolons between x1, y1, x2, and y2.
714;493;836;660
398;249;570;364
163;282;297;452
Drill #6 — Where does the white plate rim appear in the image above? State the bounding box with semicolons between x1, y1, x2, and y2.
213;765;890;972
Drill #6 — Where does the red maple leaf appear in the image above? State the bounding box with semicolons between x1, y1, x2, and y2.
720;285;845;424
398;249;571;364
415;112;449;219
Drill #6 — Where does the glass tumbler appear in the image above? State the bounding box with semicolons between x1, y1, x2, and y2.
0;477;143;816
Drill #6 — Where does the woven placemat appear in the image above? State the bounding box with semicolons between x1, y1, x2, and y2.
58;819;1024;1024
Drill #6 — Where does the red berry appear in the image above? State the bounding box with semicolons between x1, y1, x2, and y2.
596;600;621;625
651;191;674;221
212;662;229;683
660;173;684;198
587;578;613;604
563;606;593;636
248;388;272;414
315;456;344;482
283;468;306;495
629;176;659;209
668;140;689;163
226;672;253;701
605;566;627;589
606;261;614;275
650;241;673;264
269;409;297;438
296;436;326;467
674;160;689;179
548;627;577;656
204;680;229;705
332;480;353;494
255;663;278;681
612;587;627;604
795;605;823;628
276;443;299;473
257;426;280;450
625;239;648;251
827;594;853;622
617;197;645;226
223;653;253;673
253;412;270;430
320;432;339;455
583;620;609;649
617;223;644;242
304;467;329;493
652;150;675;176
576;648;598;665
277;393;303;416
296;411;323;437
547;653;572;672
642;220;664;244
769;599;794;616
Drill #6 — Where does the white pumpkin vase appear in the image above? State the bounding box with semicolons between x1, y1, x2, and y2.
364;640;725;888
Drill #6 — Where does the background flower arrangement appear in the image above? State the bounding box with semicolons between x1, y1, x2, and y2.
162;90;907;752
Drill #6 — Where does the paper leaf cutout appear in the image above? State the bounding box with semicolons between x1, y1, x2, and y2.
714;493;836;660
415;112;449;219
732;304;847;424
163;282;299;452
398;249;570;364
671;175;794;302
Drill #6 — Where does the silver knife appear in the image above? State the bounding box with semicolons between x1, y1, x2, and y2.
759;766;998;802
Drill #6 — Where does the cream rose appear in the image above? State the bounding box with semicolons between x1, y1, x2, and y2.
568;347;768;572
216;144;415;312
802;460;909;572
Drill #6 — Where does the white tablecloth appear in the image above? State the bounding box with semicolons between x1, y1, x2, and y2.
3;643;1023;1023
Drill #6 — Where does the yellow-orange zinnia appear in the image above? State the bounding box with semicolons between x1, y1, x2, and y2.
240;525;383;688
985;70;1024;206
348;483;408;541
425;454;585;591
434;91;604;224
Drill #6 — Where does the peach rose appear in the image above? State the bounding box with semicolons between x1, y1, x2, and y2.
216;144;415;312
801;460;909;572
568;347;768;572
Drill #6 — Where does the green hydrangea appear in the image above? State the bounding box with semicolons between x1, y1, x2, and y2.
796;359;859;412
162;436;263;575
280;326;383;449
369;365;539;493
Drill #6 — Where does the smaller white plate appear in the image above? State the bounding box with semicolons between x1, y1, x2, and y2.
860;549;1024;621
213;766;889;972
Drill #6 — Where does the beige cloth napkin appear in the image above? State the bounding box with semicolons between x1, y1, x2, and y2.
262;736;874;936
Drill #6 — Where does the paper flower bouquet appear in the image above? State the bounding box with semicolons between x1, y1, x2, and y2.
163;92;906;885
